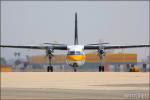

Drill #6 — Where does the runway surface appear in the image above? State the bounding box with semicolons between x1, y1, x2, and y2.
1;72;149;99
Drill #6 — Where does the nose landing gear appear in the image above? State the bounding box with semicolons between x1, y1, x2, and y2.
73;63;78;72
73;67;77;72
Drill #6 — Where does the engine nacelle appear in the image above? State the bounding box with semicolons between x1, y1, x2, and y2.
98;49;105;55
47;49;53;54
46;46;54;56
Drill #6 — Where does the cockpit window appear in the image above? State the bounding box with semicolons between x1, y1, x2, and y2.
69;51;75;55
75;51;82;55
68;51;83;55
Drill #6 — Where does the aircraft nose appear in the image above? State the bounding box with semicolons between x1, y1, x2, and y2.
67;55;86;61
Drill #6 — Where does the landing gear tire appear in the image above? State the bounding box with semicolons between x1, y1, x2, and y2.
99;66;104;72
130;67;135;72
74;68;77;72
47;66;53;72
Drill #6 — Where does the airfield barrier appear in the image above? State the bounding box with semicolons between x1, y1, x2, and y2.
0;65;12;72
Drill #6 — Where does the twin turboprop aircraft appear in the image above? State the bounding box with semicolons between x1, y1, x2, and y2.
1;13;150;72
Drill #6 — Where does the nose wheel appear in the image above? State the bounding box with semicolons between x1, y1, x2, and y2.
73;63;78;72
73;67;77;72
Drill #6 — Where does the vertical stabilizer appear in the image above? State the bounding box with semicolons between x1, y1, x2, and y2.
74;12;79;45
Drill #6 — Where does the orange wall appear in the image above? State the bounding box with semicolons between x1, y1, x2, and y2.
0;66;12;72
29;53;137;64
86;53;137;63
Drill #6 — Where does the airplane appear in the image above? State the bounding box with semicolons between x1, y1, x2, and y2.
0;12;150;72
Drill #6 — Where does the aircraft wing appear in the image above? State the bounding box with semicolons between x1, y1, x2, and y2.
84;44;150;50
0;45;67;50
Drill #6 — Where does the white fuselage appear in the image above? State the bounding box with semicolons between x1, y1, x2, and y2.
66;45;86;67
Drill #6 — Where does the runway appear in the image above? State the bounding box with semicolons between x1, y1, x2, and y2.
1;72;149;99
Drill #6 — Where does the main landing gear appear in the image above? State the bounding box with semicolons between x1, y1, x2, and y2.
47;52;54;72
99;66;104;72
97;48;105;72
47;66;53;72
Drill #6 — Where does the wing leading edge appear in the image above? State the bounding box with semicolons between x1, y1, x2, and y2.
1;44;149;50
0;45;67;50
84;44;150;50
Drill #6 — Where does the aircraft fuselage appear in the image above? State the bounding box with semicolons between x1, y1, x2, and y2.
66;45;86;67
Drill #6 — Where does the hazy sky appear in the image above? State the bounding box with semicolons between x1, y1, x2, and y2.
1;1;149;61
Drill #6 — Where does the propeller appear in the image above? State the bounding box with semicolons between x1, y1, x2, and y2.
45;46;54;57
43;43;66;45
87;43;109;45
97;43;106;59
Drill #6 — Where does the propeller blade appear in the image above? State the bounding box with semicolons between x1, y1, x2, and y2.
43;43;66;45
87;43;109;45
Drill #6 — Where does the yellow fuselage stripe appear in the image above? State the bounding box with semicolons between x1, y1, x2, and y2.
67;55;86;61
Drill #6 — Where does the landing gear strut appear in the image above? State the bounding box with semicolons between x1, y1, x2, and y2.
47;52;54;72
98;48;105;72
73;63;78;72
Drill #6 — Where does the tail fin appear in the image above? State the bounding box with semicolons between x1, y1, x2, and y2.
74;12;79;45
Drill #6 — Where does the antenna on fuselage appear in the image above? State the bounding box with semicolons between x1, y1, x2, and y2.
74;12;79;45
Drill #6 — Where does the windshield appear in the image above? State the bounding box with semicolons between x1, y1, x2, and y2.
68;51;83;55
